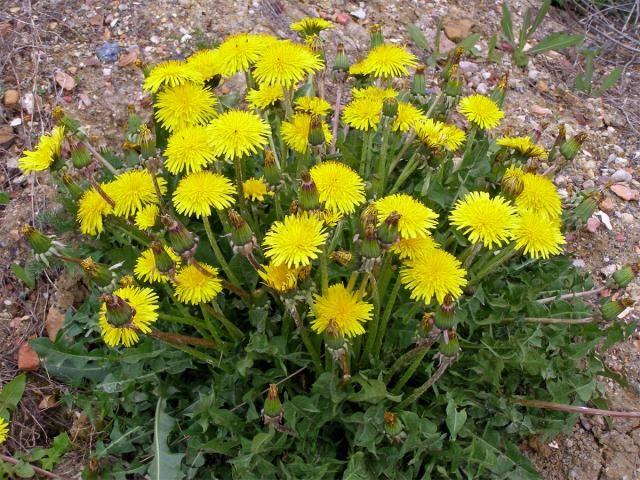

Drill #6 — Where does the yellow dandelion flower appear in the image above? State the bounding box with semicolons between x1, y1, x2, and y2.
311;284;373;338
392;102;426;132
415;118;447;149
349;59;368;76
502;165;525;197
173;263;222;305
319;209;343;227
343;97;382;131
155;83;218;132
449;192;518;249
207;109;270;161
143;60;204;93
390;235;438;260
186;49;221;79
310;161;365;215
212;33;276;77
512;209;565;259
253;40;324;87
516;173;562;219
243;177;270;201
164;125;216;174
18;126;65;173
99;287;159;347
441;124;466;151
263;212;328;267
134;204;159;230
357;44;418;78
77;183;114;235
246;84;284;110
352;85;398;101
281;112;332;153
295;96;331;116
0;418;8;444
458;94;504;130
173;171;235;218
376;194;438;239
258;263;299;293
134;247;181;283
110;170;167;218
290;17;334;37
400;249;468;304
497;136;547;158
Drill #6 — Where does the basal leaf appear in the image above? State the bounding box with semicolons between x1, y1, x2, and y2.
149;397;184;480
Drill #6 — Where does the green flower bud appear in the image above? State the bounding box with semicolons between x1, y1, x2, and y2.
330;250;353;267
416;312;434;340
377;211;400;248
101;293;134;327
263;384;283;419
370;24;384;49
411;65;427;96
573;194;599;226
491;72;509;108
434;295;456;330
162;216;198;257
308;116;325;147
61;173;84;199
439;330;460;357
71;144;92;168
151;242;175;274
560;133;587;161
444;65;462;97
138;124;156;159
383;412;406;442
21;225;52;255
299;170;321;210
334;43;350;72
382;97;398;118
81;257;116;288
228;209;256;255
264;149;281;187
609;265;637;289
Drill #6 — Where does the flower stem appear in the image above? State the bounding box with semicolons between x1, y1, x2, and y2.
385;334;438;384
204;302;243;341
390;151;419;194
392;347;431;394
373;272;403;357
330;80;344;154
471;243;517;284
389;129;415;173
375;119;392;196
396;355;455;409
282;86;294;119
536;287;605;305
300;324;323;374
234;156;247;215
319;244;329;294
359;131;372;177
203;216;241;288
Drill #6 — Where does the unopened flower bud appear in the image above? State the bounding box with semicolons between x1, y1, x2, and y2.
118;275;136;288
501;165;524;198
334;43;350;72
71;144;92;168
263;384;283;426
416;312;434;339
560;133;587;161
264;149;281;187
228;209;256;255
22;225;52;254
308;116;325;147
442;47;463;82
360;223;382;271
444;65;462;97
491;72;509;107
377;211;400;248
608;265;637;289
382;97;398;118
101;293;134;327
411;65;426;96
299;170;320;210
370;24;384;49
434;295;456;329
383;412;406;443
330;250;353;267
138;124;156;158
162;215;198;257
82;257;116;288
439;330;460;357
151;241;175;274
61;173;84;199
573;194;599;225
600;298;633;321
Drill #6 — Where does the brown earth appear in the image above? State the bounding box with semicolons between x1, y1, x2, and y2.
0;0;638;477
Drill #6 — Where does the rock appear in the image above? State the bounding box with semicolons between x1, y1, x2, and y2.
620;213;634;224
350;8;366;20
586;217;601;233
118;50;138;67
614;157;629;167
54;70;76;90
599;197;616;213
611;169;632;183
611;184;640;201
601;264;617;277
335;12;350;25
89;14;104;26
582;179;595;190
18;342;40;371
555;174;568;186
0;125;14;146
531;105;552;116
439;35;456;54
476;82;488;94
21;92;34;114
45;306;65;341
572;259;586;268
3;89;19;106
459;61;478;74
96;42;121;62
443;18;474;42
528;69;540;81
536;80;548;93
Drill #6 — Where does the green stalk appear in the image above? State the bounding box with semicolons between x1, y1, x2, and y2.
396;356;455;409
203;216;241;288
152;336;219;364
459;126;477;170
327;220;344;253
206;302;244;342
392;347;430;394
282;86;294;119
375;119;392;196
373;273;403;356
300;325;323;374
198;305;224;346
389;129;416;173
472;243;518;284
362;274;381;365
385;336;437;384
359;131;372;177
234;156;248;215
390;152;419;194
319;244;329;294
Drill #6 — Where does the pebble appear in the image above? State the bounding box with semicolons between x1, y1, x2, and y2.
582;179;595;189
96;42;121;62
620;213;634;224
3;89;19;106
613;145;624;155
528;69;540;81
572;259;586;268
586;217;601;233
350;8;366;20
599;197;616;213
555;174;568;186
481;71;491;80
614;157;629;167
601;264;617;277
611;169;632;183
459;61;479;74
476;83;488;94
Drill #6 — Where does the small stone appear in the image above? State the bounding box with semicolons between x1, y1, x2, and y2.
582;179;595;189
611;184;640;201
443;18;474;42
572;259;586;268
599;197;616;213
458;61;478;74
89;14;104;26
620;213;634;224
54;70;76;90
613;145;624;155
439;35;456;54
528;69;540;81
96;42;121;62
118;50;138;67
68;66;78;75
555;175;568;186
150;35;160;44
601;264;617;277
21;92;34;114
3;89;19;106
614;157;629;167
18;343;40;371
45;306;66;341
586;217;601;233
476;82;488;94
350;8;366;20
0;125;15;146
611;169;632;183
536;80;548;93
335;12;349;25
531;105;552;116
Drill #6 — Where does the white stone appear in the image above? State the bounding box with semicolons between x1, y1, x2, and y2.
611;169;632;183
